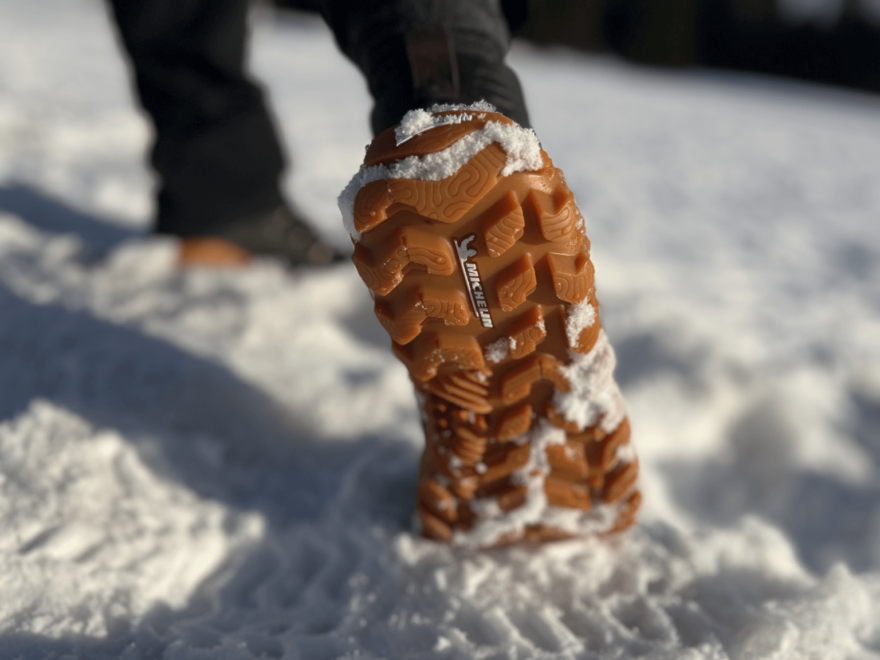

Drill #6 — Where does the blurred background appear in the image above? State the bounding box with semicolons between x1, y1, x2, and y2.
279;0;880;94
1;0;880;655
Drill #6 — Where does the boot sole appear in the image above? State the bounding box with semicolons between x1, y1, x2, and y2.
342;106;640;547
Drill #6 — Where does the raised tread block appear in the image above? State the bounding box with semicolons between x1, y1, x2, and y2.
545;477;592;511
479;443;531;485
375;299;426;345
405;332;486;382
494;485;528;512
352;241;403;296
401;229;457;275
496;254;537;312
495;403;533;441
449;475;479;500
418;479;458;524
523;175;580;245
420;286;470;326
603;460;639;504
427;373;491;413
505;306;547;359
377;284;470;346
353;228;455;296
449;426;489;466
386;145;506;224
499;355;542;404
547;250;595;304
597;417;632;471
568;423;609;444
481;191;525;258
546;443;589;481
354;180;393;234
417;505;453;541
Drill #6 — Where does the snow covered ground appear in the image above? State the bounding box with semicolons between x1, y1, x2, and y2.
2;0;880;657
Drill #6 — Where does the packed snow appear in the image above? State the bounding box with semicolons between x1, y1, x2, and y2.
554;331;627;436
2;0;880;658
565;299;597;348
340;104;542;241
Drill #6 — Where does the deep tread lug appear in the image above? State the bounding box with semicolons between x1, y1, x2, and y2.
495;403;533;441
481;191;525;258
505;306;547;359
496;254;537;312
547;250;594;304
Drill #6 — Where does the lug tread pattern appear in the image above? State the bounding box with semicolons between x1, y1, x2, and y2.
358;145;506;232
479;443;531;486
481;192;525;258
352;228;456;296
505;306;547;359
495;403;533;442
496;254;538;313
545;477;592;511
353;180;393;234
524;179;582;247
351;110;639;545
546;443;589;481
547;250;595;304
426;372;492;413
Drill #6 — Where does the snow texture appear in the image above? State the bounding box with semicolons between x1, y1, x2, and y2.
554;330;627;434
484;336;510;364
339;103;542;240
565;298;598;348
457;421;628;548
394;103;494;146
3;0;880;658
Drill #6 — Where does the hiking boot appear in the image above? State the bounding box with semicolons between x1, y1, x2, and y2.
178;205;344;268
340;102;640;547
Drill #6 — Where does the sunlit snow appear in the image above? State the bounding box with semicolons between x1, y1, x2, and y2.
1;0;880;657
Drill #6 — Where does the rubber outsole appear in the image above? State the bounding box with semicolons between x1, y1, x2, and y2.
347;108;640;546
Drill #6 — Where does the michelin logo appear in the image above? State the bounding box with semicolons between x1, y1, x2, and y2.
454;235;494;328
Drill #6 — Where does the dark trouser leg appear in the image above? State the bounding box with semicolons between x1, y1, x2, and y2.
320;0;530;137
108;0;286;236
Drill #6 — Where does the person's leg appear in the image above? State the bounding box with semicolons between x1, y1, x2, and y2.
320;0;530;136
108;0;339;265
109;0;286;236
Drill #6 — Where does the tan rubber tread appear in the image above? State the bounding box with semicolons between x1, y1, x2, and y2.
495;403;533;441
496;255;538;312
351;109;639;546
482;191;526;258
547;250;594;304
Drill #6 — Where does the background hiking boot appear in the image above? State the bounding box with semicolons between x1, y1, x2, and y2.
178;205;344;268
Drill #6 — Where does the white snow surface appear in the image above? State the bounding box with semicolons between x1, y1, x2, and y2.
2;0;880;658
554;331;628;435
393;103;496;146
565;298;598;348
484;336;510;364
